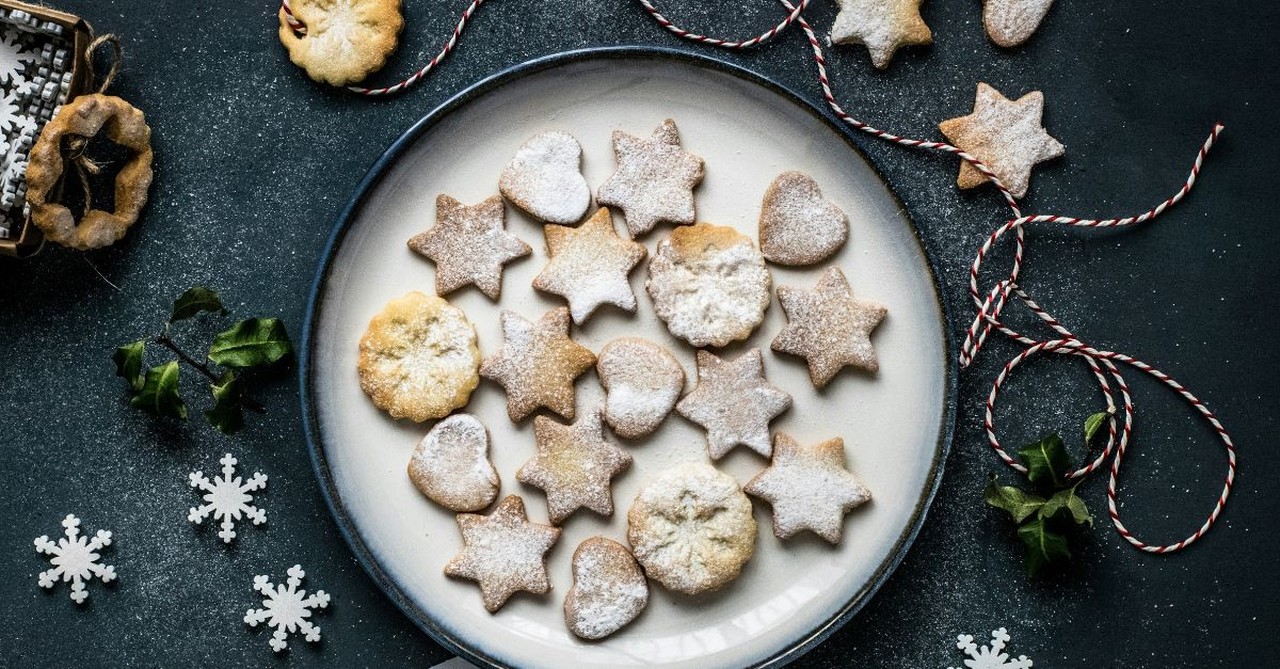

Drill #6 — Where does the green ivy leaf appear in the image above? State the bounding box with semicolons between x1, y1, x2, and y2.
170;287;224;322
1017;516;1072;576
207;318;293;369
1084;411;1110;445
204;372;244;434
984;478;1047;523
1018;433;1070;489
113;339;147;391
1041;483;1093;526
129;360;187;420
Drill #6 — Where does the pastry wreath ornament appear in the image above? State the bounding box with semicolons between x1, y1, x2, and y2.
25;93;153;250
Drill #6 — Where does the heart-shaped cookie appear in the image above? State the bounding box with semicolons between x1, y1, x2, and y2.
498;131;591;225
407;413;499;512
983;0;1055;48
563;537;649;639
758;171;848;266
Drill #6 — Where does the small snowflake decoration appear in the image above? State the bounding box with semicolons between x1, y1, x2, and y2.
33;514;117;604
0;28;34;86
0;91;20;135
188;453;268;544
949;628;1033;669
245;565;330;652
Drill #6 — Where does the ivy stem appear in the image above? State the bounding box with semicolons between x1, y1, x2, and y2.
155;333;267;414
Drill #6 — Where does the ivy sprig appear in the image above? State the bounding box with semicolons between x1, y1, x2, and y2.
984;410;1111;575
113;287;293;434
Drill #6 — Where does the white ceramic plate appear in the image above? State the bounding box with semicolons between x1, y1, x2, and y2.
301;48;954;669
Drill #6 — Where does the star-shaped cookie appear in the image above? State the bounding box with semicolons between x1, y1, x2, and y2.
830;0;933;70
676;349;792;459
532;208;647;324
407;194;531;300
518;410;633;524
744;433;871;544
480;307;596;422
597;119;705;239
443;495;562;612
771;267;887;387
938;82;1065;199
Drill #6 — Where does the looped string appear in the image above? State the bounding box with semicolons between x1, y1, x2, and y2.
53;33;124;215
278;0;1238;554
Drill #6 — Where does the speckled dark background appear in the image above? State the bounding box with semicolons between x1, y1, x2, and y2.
1;0;1277;666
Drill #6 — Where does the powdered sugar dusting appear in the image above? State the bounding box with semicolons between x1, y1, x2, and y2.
597;338;685;439
564;537;649;640
759;171;849;266
745;434;872;544
408;414;499;512
498;130;591;224
597;119;705;238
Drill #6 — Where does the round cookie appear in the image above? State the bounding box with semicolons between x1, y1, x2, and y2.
758;171;849;266
564;537;649;640
357;291;481;422
627;462;757;595
278;0;404;87
407;414;499;512
596;338;685;439
645;223;772;348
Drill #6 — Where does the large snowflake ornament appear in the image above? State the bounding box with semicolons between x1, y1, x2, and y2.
244;565;331;652
188;453;268;543
949;628;1034;669
0;28;33;86
0;91;20;134
33;514;117;604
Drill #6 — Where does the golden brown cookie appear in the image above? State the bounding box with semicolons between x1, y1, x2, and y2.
407;414;499;512
830;0;932;70
444;495;561;613
758;171;849;266
983;0;1055;48
627;463;756;595
517;410;633;524
407;194;531;300
498;131;591;225
277;0;404;86
597;119;705;239
676;349;791;460
479;307;596;422
646;223;772;348
532;208;647;324
771;266;887;387
938;82;1065;199
744;433;872;544
597;338;685;439
357;291;481;422
564;537;649;640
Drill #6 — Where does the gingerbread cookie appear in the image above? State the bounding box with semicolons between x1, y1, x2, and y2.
627;463;757;595
407;194;531;300
407;414;499;512
357;291;480;422
444;495;561;613
532;208;647;324
938;82;1065;199
564;537;649;640
597;119;705;238
830;0;932;70
498;131;591;225
771;267;887;387
278;0;404;86
758;171;849;266
480;308;596;422
517;411;633;524
744;433;872;544
676;349;791;460
646;223;772;348
983;0;1055;48
597;338;685;439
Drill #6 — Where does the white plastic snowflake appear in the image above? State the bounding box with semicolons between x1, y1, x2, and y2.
33;514;118;604
245;565;330;652
0;28;34;86
188;453;268;543
0;90;20;134
949;628;1033;669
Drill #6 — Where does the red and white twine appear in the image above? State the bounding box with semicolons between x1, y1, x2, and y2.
278;0;1237;553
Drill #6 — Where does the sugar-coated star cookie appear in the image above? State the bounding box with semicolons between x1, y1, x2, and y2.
983;0;1055;48
597;337;685;439
499;131;591;225
564;537;649;640
938;82;1065;199
597;119;705;238
532;208;647;324
758;171;849;266
407;194;531;300
278;0;403;86
744;433;872;544
518;410;633;524
444;495;561;613
676;349;792;459
830;0;932;70
407;414;499;512
771;266;887;387
480;307;596;422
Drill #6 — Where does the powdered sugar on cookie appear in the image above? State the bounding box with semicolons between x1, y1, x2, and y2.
597;119;705;239
744;433;871;544
499;131;591;225
444;495;561;613
564;537;649;640
407;414;499;512
938;82;1065;199
758;171;849;266
532;208;647;324
597;338;685;439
